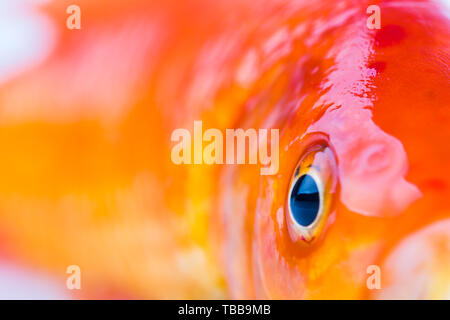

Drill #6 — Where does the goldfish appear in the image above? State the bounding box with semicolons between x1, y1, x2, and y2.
0;0;448;299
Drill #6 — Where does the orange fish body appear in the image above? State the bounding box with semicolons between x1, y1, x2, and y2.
0;0;448;299
213;0;450;299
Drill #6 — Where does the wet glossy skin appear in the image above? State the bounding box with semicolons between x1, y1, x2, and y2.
215;0;450;298
0;0;448;298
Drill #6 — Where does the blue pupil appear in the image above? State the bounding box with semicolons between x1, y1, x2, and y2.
289;174;320;227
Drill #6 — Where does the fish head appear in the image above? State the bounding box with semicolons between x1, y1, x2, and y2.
217;0;450;299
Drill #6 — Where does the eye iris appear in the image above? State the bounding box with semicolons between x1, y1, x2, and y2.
289;174;320;227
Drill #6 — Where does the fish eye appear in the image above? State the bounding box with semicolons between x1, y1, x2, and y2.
286;140;337;244
289;173;322;227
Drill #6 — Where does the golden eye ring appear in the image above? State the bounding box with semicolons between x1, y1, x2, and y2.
286;139;338;244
